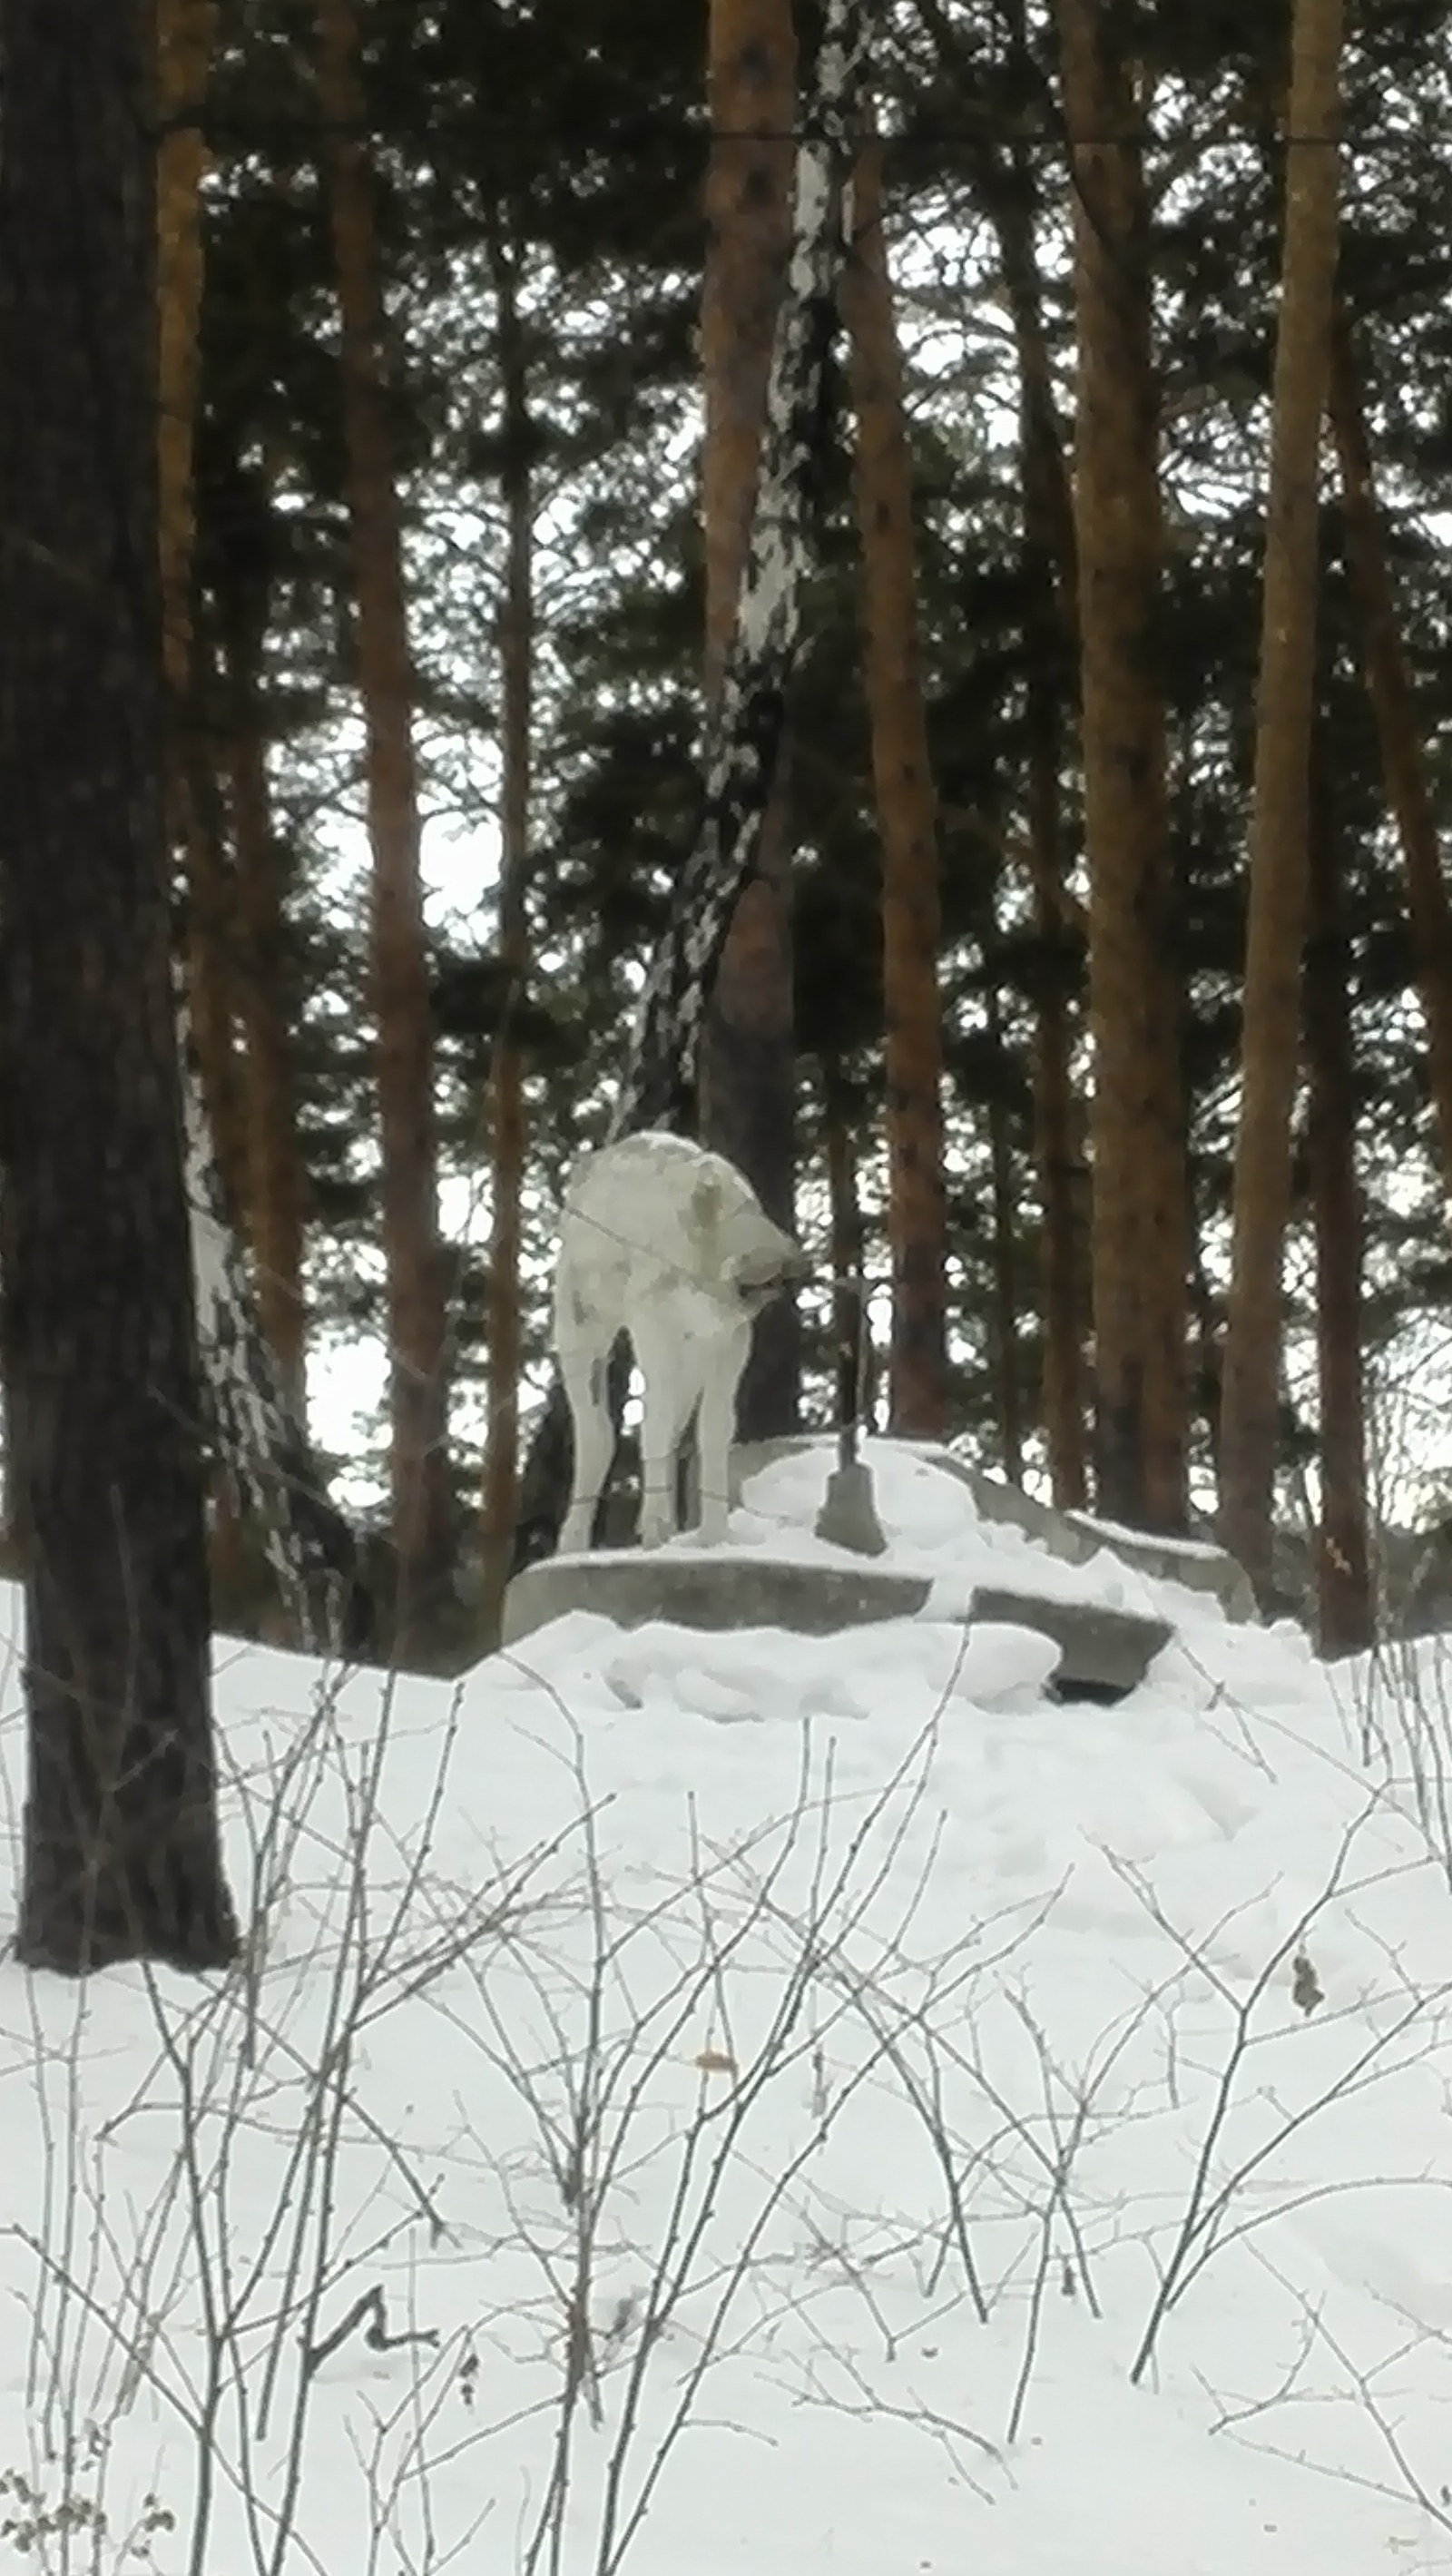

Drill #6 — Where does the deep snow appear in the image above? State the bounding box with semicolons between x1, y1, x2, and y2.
0;1439;1450;2575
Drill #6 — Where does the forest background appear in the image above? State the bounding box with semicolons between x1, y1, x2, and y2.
148;0;1452;1664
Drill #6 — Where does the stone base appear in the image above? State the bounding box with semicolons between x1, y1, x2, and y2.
966;1585;1172;1701
731;1438;1257;1624
501;1549;930;1648
497;1441;1221;1695
499;1556;1168;1701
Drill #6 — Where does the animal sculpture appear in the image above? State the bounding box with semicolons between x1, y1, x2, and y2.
553;1133;809;1553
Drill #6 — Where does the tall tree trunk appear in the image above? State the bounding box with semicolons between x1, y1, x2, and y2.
316;0;453;1623
697;0;800;1440
479;234;533;1642
179;663;249;1213
1055;0;1188;1533
840;118;947;1439
1218;0;1345;1598
994;135;1088;1509
986;988;1025;1486
1329;307;1452;1182
157;0;213;705
983;129;1080;648
219;567;308;1413
1190;1215;1223;1489
821;1060;869;1440
1025;678;1087;1509
1303;743;1372;1657
158;0;242;1206
184;624;252;1637
0;0;238;1972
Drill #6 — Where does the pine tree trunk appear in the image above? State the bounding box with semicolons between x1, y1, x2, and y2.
986;989;1025;1486
1218;0;1345;1598
821;1060;869;1440
478;237;533;1642
157;0;214;705
158;0;242;1210
996;145;1088;1509
182;644;254;1636
1303;747;1372;1657
221;574;308;1413
0;0;238;1972
1329;307;1452;1181
1026;680;1087;1510
1055;0;1188;1534
840;120;947;1440
983;118;1080;649
178;674;249;1210
1191;1221;1223;1488
317;0;453;1624
697;0;800;1440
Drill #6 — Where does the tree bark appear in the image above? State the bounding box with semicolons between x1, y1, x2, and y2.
157;0;214;705
158;0;242;1207
821;1059;870;1442
183;634;253;1634
1025;680;1087;1510
316;0;454;1622
178;664;249;1211
479;234;533;1641
1329;306;1452;1184
986;988;1025;1486
219;554;308;1414
697;0;800;1440
841;119;948;1440
1303;745;1372;1657
1219;0;1345;1598
1055;0;1188;1533
0;0;238;1972
1190;1214;1223;1488
993;135;1088;1509
982;121;1080;651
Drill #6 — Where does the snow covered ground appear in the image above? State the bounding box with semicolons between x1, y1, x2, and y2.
1;1440;1451;2575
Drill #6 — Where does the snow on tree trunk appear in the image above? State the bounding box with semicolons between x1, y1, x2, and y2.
609;0;869;1141
177;1001;365;1652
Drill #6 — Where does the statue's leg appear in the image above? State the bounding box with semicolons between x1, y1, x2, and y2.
694;1318;751;1546
632;1310;698;1550
557;1339;614;1556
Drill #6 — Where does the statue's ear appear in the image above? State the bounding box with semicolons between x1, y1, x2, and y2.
689;1175;722;1239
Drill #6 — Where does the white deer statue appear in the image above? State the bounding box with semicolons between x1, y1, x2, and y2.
553;1133;809;1554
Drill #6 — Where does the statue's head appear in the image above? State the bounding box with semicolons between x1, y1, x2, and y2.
686;1164;811;1311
